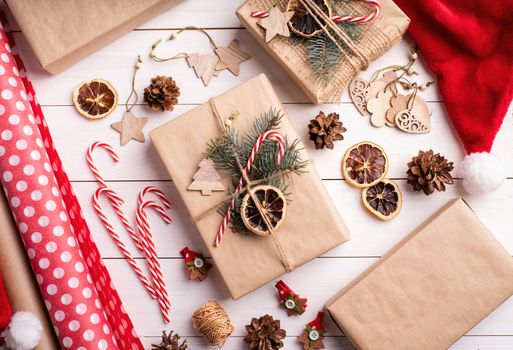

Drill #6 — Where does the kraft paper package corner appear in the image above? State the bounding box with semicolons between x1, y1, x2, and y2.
237;0;409;104
0;191;60;350
5;0;180;74
326;197;513;350
150;74;349;299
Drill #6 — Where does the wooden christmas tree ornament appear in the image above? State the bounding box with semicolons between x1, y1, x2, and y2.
187;158;225;196
186;53;220;87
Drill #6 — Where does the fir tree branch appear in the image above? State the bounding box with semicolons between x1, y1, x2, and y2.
208;108;307;234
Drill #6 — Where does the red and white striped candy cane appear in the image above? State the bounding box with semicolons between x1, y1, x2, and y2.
93;187;156;299
214;130;286;247
332;0;380;23
86;141;121;192
252;0;380;23
137;186;171;209
136;200;172;323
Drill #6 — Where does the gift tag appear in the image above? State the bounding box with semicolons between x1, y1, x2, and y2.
367;89;394;127
385;93;410;127
395;96;430;133
349;77;370;116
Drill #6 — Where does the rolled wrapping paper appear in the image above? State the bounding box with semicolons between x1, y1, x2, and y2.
0;191;60;350
0;20;143;350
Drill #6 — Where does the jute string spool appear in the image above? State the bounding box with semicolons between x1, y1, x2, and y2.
192;300;234;347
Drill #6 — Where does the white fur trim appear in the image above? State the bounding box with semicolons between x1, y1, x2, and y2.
1;312;42;350
459;152;505;194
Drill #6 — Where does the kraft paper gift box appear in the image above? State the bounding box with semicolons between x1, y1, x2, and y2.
150;74;349;299
236;0;410;104
326;197;513;350
0;191;60;350
5;0;179;74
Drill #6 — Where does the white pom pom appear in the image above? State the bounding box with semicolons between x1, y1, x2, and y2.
1;312;42;350
459;152;505;194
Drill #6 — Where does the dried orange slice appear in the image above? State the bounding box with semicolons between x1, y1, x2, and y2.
241;185;287;236
362;179;402;221
287;0;333;38
342;141;388;188
72;79;118;119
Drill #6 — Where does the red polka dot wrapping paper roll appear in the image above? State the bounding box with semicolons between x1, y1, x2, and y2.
0;18;143;350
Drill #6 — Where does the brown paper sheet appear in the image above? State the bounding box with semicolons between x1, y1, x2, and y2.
0;192;59;350
5;0;180;74
150;74;349;299
326;198;513;350
237;0;410;104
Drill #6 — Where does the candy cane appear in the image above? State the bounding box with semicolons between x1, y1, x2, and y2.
93;187;156;299
214;130;286;247
332;0;380;23
136;200;172;323
86;141;121;194
137;186;171;209
252;0;380;23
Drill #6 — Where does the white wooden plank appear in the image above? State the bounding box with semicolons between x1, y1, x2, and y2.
76;180;513;259
140;336;513;350
103;258;513;337
140;0;244;29
18;30;440;105
44;103;513;182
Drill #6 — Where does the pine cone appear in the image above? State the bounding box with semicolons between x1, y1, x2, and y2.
308;111;346;150
144;76;180;112
152;330;188;350
407;150;454;195
244;315;286;350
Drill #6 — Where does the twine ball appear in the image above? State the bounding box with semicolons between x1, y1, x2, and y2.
192;300;234;347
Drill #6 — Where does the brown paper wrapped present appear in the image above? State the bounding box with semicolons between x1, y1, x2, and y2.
150;74;349;299
5;0;179;74
326;198;513;350
237;0;410;104
0;192;59;350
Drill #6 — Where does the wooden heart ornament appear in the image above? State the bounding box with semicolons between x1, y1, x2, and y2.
349;77;370;116
395;96;431;133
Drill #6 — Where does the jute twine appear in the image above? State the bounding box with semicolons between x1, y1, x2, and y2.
249;0;398;102
192;300;234;347
190;98;293;272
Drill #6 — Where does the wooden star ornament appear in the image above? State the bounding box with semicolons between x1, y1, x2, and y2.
111;111;148;146
214;40;251;76
258;6;294;43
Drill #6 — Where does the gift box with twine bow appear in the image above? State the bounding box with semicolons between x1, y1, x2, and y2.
150;74;349;299
237;0;410;104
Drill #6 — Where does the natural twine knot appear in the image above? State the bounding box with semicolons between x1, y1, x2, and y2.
192;300;234;347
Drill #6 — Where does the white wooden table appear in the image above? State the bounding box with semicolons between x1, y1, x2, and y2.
9;1;513;348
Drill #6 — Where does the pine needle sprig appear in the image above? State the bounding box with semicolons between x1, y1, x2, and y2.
304;0;365;81
209;108;307;234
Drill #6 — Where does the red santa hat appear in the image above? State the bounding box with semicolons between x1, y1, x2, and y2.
394;0;512;194
0;272;42;350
